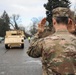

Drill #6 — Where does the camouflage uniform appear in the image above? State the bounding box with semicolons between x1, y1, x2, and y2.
35;26;55;38
31;26;55;44
27;7;76;75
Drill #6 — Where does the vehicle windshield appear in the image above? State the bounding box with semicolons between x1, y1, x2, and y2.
11;33;21;35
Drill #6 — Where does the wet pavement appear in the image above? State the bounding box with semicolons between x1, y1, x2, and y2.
0;39;42;75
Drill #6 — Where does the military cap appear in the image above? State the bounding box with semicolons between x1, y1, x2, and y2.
52;7;71;17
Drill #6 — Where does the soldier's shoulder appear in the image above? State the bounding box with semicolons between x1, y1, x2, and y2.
42;35;60;45
37;38;45;43
70;34;76;43
44;35;59;40
70;34;76;39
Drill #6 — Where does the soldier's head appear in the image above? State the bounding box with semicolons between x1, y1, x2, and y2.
52;7;75;32
52;7;70;25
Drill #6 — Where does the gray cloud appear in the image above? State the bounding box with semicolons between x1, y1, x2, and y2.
0;0;47;26
0;0;75;26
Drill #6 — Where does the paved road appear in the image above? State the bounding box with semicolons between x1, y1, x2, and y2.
0;39;42;75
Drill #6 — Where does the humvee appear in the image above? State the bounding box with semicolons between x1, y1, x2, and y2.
4;30;25;49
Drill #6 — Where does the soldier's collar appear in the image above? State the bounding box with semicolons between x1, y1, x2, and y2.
55;29;69;34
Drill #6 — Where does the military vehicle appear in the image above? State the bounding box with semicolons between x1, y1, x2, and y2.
4;30;25;49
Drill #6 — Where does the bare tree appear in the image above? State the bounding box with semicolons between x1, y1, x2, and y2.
10;14;21;29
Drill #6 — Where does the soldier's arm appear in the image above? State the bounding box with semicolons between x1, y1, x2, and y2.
27;39;43;58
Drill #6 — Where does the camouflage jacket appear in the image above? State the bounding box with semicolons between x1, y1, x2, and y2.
27;30;76;75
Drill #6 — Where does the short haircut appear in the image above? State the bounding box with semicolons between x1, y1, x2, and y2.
55;17;68;25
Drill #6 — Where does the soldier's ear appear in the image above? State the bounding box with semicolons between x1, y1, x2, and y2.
52;18;56;26
68;18;72;25
68;18;75;33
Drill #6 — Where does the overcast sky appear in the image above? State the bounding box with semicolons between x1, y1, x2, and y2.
0;0;76;27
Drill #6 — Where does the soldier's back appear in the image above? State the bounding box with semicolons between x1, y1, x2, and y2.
42;31;76;75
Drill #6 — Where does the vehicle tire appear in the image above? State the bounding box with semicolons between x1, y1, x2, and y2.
21;44;24;49
5;44;10;49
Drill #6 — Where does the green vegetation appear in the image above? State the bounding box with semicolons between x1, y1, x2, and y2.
0;11;10;37
0;11;28;37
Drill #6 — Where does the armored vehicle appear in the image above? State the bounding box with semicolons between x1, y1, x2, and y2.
4;30;25;49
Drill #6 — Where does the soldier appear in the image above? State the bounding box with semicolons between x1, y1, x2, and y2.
27;7;76;75
32;18;55;43
28;37;31;43
67;10;76;36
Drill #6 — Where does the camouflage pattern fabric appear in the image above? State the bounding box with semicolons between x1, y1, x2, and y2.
35;26;55;38
52;7;76;36
27;30;76;75
52;7;71;17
